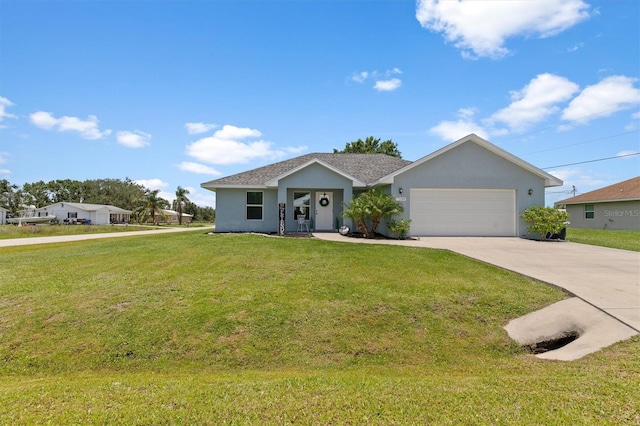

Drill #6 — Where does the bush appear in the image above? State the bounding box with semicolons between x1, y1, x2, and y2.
521;206;569;240
388;219;412;239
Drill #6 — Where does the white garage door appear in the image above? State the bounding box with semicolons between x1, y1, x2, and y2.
410;189;516;236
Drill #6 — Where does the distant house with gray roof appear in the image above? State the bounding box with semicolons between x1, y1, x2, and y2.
555;176;640;230
202;134;562;237
35;202;132;225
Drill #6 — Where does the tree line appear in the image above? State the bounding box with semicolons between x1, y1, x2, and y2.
0;178;215;223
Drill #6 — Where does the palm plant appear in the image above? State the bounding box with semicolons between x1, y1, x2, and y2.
173;186;191;225
342;188;404;238
141;189;166;225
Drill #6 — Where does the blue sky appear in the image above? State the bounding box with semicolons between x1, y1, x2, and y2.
1;0;638;208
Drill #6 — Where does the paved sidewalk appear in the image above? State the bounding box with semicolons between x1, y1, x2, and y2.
0;226;214;247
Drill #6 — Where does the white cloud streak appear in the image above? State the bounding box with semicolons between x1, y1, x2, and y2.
430;108;489;141
352;68;403;91
0;97;17;122
416;0;591;59
178;161;222;175
185;122;218;135
116;130;152;148
561;76;640;125
29;111;112;140
374;78;402;92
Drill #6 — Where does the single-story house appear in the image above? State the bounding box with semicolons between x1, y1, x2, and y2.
35;202;132;225
0;206;7;225
156;209;193;224
201;134;563;237
555;176;640;230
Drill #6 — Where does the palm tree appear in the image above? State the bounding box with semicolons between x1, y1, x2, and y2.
173;186;191;225
342;188;403;238
142;189;165;225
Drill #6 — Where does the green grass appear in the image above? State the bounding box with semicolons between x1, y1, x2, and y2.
0;223;213;240
0;232;638;424
566;228;640;251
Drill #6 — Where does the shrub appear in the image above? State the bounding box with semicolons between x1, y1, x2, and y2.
388;218;412;239
521;206;569;240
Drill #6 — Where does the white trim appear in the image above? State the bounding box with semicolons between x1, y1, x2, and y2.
375;134;563;188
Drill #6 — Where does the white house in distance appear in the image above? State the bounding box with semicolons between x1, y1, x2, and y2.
0;206;7;225
555;176;640;230
35;202;132;225
155;209;193;224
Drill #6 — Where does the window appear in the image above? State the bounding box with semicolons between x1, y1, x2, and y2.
246;191;263;220
585;204;594;219
293;192;310;220
68;212;78;219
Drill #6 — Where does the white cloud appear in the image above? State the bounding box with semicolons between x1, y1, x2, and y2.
561;75;640;125
135;178;169;192
429;107;489;141
352;71;369;83
617;150;639;158
178;161;222;175
188;188;216;208
352;68;403;91
185;122;218;135
0;168;10;176
0;151;8;164
374;78;402;92
29;111;112;140
416;0;590;59
490;74;579;132
185;124;305;165
567;42;584;53
116;130;151;148
0;97;17;122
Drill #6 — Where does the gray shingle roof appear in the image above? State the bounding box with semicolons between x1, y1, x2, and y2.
201;153;412;188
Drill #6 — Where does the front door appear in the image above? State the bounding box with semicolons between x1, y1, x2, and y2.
315;192;333;230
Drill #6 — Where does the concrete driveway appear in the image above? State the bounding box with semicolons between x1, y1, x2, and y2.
313;233;640;360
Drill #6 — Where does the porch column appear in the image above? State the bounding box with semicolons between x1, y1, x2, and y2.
342;187;354;229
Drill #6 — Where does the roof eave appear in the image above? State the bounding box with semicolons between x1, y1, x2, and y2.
557;197;640;205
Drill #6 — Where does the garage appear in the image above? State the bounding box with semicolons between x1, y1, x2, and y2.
410;188;516;236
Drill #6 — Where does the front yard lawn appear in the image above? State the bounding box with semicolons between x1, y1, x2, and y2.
566;228;640;251
0;232;637;424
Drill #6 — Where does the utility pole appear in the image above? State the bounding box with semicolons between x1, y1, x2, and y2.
571;185;577;196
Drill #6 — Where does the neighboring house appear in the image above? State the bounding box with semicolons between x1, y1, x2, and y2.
35;202;132;225
555;176;640;230
155;209;193;224
201;134;563;237
0;206;7;225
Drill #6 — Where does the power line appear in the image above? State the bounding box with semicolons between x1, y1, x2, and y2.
542;152;640;169
525;130;639;155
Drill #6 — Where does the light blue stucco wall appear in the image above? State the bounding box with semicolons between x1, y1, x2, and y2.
565;201;640;230
392;142;547;238
215;164;355;233
279;163;352;232
214;188;279;233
